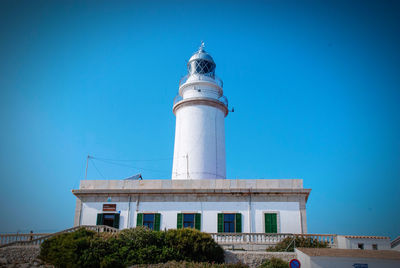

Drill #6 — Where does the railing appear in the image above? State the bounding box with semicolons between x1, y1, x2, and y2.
0;233;50;246
0;228;337;249
179;74;223;88
173;94;228;108
0;225;120;248
209;233;337;248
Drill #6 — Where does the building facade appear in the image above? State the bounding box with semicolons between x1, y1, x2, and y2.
73;179;309;234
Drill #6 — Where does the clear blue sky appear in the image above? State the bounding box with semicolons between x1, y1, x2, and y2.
0;0;399;238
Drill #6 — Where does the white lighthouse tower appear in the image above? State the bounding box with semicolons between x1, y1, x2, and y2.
172;43;229;180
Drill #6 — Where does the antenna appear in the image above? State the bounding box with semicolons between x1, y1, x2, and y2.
199;41;205;51
85;155;90;180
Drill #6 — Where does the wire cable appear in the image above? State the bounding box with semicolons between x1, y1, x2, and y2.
90;159;106;179
93;158;169;174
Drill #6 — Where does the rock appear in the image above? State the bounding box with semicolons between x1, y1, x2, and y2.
0;258;7;265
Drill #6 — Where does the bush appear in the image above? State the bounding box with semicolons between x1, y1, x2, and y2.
131;261;248;267
39;228;97;268
165;228;225;263
258;257;288;268
39;227;225;267
266;236;328;252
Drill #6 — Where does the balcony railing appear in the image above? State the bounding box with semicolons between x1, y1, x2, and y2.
1;228;337;249
173;94;228;108
179;74;223;88
209;233;338;248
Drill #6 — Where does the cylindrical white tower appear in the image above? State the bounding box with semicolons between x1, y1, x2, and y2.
172;44;228;180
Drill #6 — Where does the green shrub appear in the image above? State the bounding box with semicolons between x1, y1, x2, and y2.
266;236;328;252
39;227;225;267
39;228;97;268
165;228;225;263
130;260;248;267
258;257;288;268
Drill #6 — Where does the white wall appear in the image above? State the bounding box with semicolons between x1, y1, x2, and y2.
172;104;226;180
80;200;301;233
296;249;400;268
337;236;391;250
80;202;130;228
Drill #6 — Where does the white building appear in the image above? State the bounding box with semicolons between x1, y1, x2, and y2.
337;235;391;251
295;248;400;268
73;44;310;235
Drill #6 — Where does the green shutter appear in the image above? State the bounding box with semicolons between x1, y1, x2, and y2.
136;213;143;227
96;213;103;225
265;213;277;233
113;214;120;229
154;213;161;231
235;213;242;233
177;213;183;229
195;213;201;231
217;213;224;233
271;214;277;233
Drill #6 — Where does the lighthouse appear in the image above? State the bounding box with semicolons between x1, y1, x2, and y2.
73;43;310;236
171;43;229;180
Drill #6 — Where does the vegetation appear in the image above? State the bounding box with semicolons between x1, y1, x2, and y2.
39;227;225;268
266;236;328;252
257;257;288;268
131;261;248;267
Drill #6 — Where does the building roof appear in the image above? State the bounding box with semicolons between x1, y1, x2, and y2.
342;235;390;240
72;179;311;200
296;248;400;260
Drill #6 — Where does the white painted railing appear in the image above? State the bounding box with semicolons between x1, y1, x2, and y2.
1;228;337;249
0;225;119;248
0;233;50;246
209;233;337;248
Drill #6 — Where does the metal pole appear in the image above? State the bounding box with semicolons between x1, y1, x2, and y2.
186;154;189;179
85;155;90;180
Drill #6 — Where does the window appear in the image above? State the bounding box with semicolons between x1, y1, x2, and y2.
177;213;201;230
136;213;161;231
358;243;364;250
372;244;378;250
217;213;242;233
143;214;155;229
265;213;278;233
96;213;120;229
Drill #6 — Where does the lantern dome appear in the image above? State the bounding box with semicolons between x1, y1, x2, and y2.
187;42;216;77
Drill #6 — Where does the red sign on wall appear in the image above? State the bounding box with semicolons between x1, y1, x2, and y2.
103;204;116;211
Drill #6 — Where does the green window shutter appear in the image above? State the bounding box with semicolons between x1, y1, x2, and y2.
154;213;161;231
265;214;271;233
265;213;277;233
177;213;183;229
195;213;201;231
96;213;103;225
217;213;224;233
113;214;120;229
271;214;277;233
235;213;242;233
136;213;143;227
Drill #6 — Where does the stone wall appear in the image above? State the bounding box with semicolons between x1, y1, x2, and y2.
0;246;52;268
225;250;296;268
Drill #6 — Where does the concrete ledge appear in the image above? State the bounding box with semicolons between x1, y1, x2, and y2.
77;179;304;190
